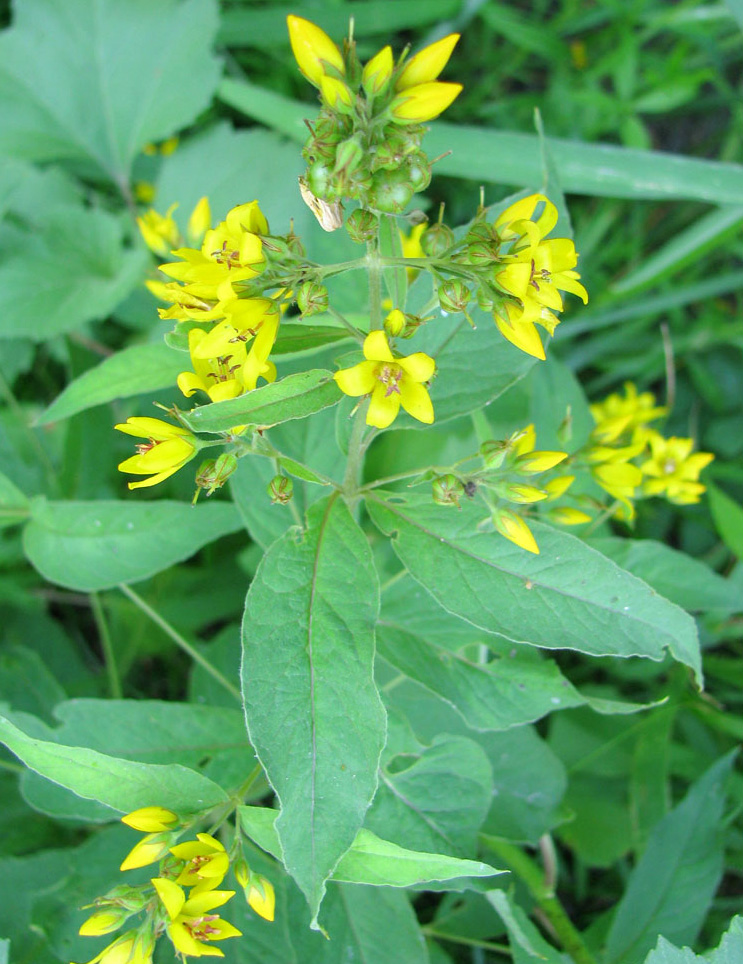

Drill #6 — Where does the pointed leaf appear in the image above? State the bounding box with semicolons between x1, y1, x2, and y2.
241;496;386;923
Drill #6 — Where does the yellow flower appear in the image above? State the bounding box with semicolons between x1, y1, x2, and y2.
590;382;666;443
115;417;198;490
491;194;587;357
639;432;713;504
493;508;539;554
287;15;345;86
246;876;276;923
334;329;435;429
592;461;643;517
137;204;179;257
170;833;230;893
362;45;393;95
396;34;460;90
177;328;248;403
390;81;463;123
153;877;241;959
511;424;568;474
121;807;179;833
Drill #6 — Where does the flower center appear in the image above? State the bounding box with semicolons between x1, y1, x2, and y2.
377;363;403;397
663;459;677;475
187;915;220;941
529;258;551;292
210;239;242;269
135;438;157;454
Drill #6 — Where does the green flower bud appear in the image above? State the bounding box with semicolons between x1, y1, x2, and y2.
476;286;497;312
466;240;499;266
371;139;405;173
465;221;497;245
480;439;508;468
421;222;455;257
297;280;329;316
334;134;365;177
346;208;378;243
369;168;415;213
405;152;432;193
438;279;470;314
268;475;294;505
432;473;465;508
194;454;238;498
306;159;337;200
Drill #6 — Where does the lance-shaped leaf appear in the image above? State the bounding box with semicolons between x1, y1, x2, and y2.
238;807;502;889
23;498;242;591
181;370;342;434
241;495;386;925
366;496;701;683
0;714;228;814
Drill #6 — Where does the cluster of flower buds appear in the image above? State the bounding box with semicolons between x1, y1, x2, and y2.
288;15;462;213
582;382;713;519
74;806;275;963
430;423;585;554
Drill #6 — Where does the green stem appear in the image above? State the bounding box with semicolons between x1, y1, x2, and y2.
327;305;365;343
421;928;511;957
367;239;382;330
359;467;428;491
118;584;241;703
481;835;598;964
90;592;122;699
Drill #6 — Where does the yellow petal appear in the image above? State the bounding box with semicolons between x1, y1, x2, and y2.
362;45;394;95
396;34;460;90
390;82;463;122
493;511;539;554
367;384;401;428
287;14;345;85
114;417;190;441
334;360;377;397
398;351;435;382
188;196;212;244
399;380;434;424
363;329;394;363
494;315;545;360
121;806;178;832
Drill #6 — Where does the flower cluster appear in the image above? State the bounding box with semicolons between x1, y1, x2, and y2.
288;14;461;213
74;806;275;963
584;382;713;518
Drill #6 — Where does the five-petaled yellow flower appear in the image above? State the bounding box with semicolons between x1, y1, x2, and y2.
115;417;198;490
153;877;241;959
334;329;435;429
640;432;713;504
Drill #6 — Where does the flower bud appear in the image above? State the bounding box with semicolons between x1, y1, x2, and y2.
390;82;463;123
248;874;276;922
305;160;336;201
543;475;575;501
194;454;238;498
369;169;415;213
421;222;455;257
480;439;508;469
297;280;329;316
346;208;378;243
320;75;354;112
120;831;175;872
432;474;465;508
545;507;592;526
121;807;179;833
405;152;432;193
334;134;364;177
371;139;405;172
79;906;131;937
465;221;497;245
492;508;539;554
268;475;294;505
498;482;548;504
514;450;568;474
287;14;345;87
466;240;499;266
362;45;394;96
383;308;406;337
95;884;149;914
438;279;470;314
476;287;496;312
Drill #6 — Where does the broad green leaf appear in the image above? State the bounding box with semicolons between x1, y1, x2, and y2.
588;537;741;612
23;498;242;591
0;469;29;529
0;647;66;724
408;308;536;426
367;736;493;857
487;891;566;963
239;807;502;889
20;699;255;823
605;752;736;964
0;206;147;341
37;343;187;425
707;482;743;560
274;324;352;356
241;496;386;924
640;916;743;964
181;370;342;434
0;0;221;183
293;883;429;964
0;157;81;221
0;714;228;814
218;78;743;203
367;496;702;682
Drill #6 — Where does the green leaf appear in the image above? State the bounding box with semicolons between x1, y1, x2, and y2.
588;537;742;612
707;482;743;560
378;213;408;310
23;498;242;591
605;752;736;964
37;343;188;425
180;370;342;435
640;916;743;963
0;206;147;341
241;496;386;924
273;324;352;356
367;736;493;857
218;78;743;203
0;0;221;183
0;713;228;814
239;807;503;889
366;496;701;683
487;890;566;963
